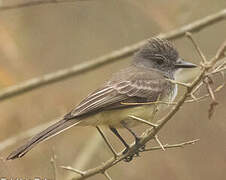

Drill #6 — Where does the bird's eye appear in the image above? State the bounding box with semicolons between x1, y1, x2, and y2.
156;59;164;65
155;54;165;65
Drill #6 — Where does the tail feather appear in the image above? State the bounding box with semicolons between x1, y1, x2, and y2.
7;118;80;160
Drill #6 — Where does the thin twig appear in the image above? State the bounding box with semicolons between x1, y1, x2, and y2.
214;40;226;63
128;115;158;128
154;135;165;151
210;66;226;75
0;9;226;102
0;0;86;11
143;139;200;152
96;126;118;158
103;171;112;180
212;59;226;72
166;79;191;88
60;166;85;176
186;32;208;64
186;33;225;119
50;148;58;180
203;77;219;119
190;81;203;96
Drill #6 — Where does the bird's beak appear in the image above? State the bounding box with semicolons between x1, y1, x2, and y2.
175;58;197;68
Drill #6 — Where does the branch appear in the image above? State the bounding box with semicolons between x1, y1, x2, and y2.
143;139;200;152
0;9;226;102
103;171;112;180
61;166;85;176
186;32;208;64
165;79;191;88
128;115;158;128
0;0;86;11
62;138;199;180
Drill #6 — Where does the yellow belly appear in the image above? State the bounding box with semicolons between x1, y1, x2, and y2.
79;105;158;128
78;85;176;128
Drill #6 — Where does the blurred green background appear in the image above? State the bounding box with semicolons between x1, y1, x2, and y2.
0;0;226;179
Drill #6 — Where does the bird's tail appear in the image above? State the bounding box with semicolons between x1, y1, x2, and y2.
7;118;80;160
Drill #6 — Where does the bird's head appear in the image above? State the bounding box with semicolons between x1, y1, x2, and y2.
133;38;197;74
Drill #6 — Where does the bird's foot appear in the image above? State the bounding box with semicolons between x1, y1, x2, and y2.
122;148;134;162
135;136;146;152
122;137;145;162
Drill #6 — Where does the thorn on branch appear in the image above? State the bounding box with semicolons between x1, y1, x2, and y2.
128;115;159;128
203;76;219;119
154;135;165;151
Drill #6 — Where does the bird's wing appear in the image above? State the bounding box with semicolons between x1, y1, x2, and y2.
66;67;170;118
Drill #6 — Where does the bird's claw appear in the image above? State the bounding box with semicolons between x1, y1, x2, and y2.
135;137;146;152
122;138;146;162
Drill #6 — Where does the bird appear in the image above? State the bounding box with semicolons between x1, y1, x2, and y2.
7;38;197;160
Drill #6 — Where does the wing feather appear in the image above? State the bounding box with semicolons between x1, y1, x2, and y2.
68;67;171;118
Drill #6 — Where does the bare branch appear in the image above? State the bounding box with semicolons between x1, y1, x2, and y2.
103;171;112;180
214;40;226;63
61;166;85;176
204;77;219;119
154;136;165;151
50;148;58;180
166;79;191;88
211;66;226;74
144;139;200;152
186;32;208;64
0;9;226;102
213;60;226;72
185;32;225;119
210;41;226;67
190;81;203;96
0;0;86;11
128;115;158;128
